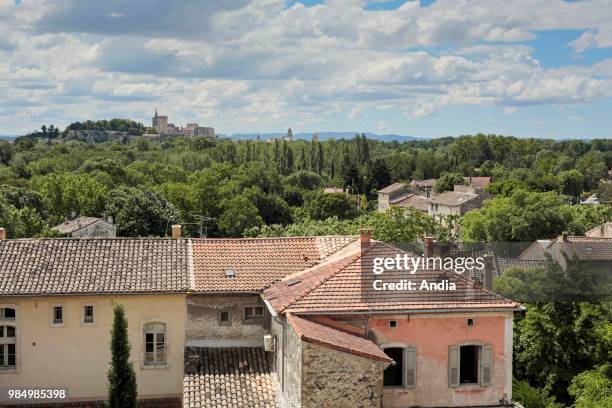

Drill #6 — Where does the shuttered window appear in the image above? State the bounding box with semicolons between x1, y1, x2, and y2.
383;346;418;388
448;345;460;387
481;344;493;386
449;344;493;387
405;347;417;388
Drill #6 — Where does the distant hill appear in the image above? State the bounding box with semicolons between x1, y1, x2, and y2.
0;135;16;141
227;131;428;142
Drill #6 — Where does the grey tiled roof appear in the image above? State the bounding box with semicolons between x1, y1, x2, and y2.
183;347;278;408
377;182;407;194
0;239;190;295
497;258;546;272
427;191;479;206
52;216;108;234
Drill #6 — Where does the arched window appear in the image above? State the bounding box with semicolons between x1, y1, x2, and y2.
0;307;16;321
143;322;166;366
0;325;16;369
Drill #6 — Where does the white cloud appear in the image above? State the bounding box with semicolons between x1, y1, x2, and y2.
0;0;610;134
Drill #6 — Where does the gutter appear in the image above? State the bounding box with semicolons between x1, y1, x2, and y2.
289;306;525;316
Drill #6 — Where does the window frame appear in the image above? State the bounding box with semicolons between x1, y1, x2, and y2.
140;319;170;370
218;310;231;326
0;304;19;373
0;307;16;321
243;306;265;324
448;342;493;388
81;303;96;326
49;304;66;328
0;325;17;370
380;342;417;389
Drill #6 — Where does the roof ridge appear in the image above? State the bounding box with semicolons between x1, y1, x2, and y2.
1;237;181;241
278;250;366;313
193;234;357;242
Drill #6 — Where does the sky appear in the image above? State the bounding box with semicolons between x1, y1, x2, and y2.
1;0;611;139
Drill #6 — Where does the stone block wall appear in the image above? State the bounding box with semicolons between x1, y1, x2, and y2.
186;294;265;343
301;342;385;408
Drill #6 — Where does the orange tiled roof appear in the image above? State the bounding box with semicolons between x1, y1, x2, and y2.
287;314;392;363
0;238;190;296
191;236;357;292
264;242;521;314
183;347;278;408
464;176;492;189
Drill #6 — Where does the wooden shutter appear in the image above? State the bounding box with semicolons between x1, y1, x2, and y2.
481;344;493;386
448;345;459;387
405;347;417;388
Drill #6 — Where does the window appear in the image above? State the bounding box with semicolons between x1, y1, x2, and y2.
0;308;15;320
144;323;166;366
53;306;63;324
244;306;264;322
467;318;474;326
384;348;403;387
83;305;94;324
0;325;16;369
219;310;231;326
389;320;398;328
449;344;492;387
460;345;479;384
383;346;417;388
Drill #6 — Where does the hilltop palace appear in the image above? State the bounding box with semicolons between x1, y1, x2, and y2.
151;109;215;138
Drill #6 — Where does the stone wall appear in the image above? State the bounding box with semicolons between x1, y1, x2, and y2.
186;294;266;344
271;316;302;408
301;341;385;408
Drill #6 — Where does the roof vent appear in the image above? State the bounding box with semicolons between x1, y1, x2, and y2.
225;268;236;278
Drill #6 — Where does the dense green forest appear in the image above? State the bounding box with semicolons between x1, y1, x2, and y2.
1;126;611;406
1;130;610;240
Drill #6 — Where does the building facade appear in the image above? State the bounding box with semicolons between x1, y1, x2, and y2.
1;232;520;407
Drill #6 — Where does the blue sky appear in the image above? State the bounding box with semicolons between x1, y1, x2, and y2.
0;0;611;139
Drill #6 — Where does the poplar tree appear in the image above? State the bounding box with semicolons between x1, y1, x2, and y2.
107;304;137;408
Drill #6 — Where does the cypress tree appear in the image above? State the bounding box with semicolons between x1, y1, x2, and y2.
107;304;137;408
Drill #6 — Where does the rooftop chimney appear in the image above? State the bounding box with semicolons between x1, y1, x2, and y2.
424;236;434;257
0;228;5;240
561;231;568;242
171;224;182;239
360;228;373;250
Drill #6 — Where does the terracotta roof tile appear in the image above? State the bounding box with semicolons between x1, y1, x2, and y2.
287;314;392;363
265;242;520;314
192;236;357;292
464;176;492;189
0;238;190;295
183;347;278;408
